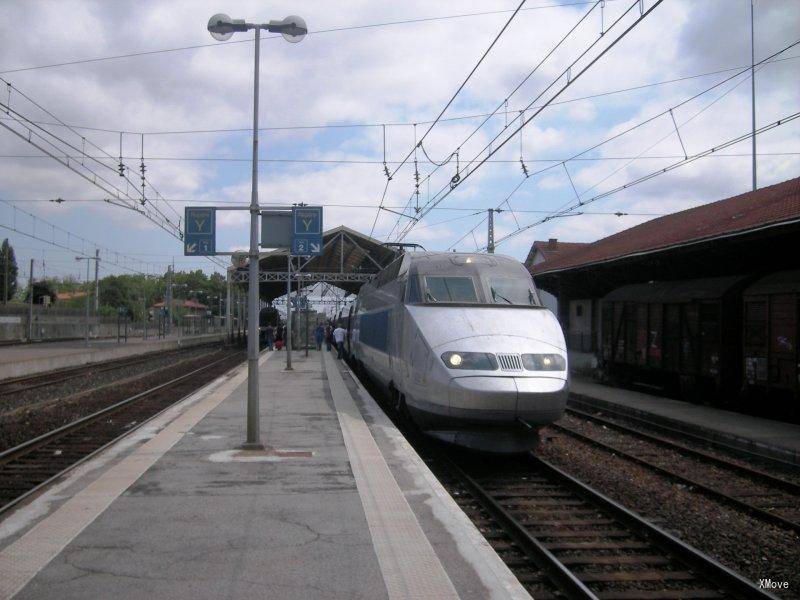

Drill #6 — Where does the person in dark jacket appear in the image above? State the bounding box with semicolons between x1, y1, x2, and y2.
314;324;325;351
265;324;275;351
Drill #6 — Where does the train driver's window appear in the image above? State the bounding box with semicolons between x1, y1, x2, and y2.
406;276;421;303
424;276;478;303
489;277;540;306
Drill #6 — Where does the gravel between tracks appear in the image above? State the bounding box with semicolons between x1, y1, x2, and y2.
538;429;800;598
0;346;217;415
0;348;231;452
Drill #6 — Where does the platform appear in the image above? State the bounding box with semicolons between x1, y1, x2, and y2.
0;350;529;600
570;378;800;466
0;332;226;380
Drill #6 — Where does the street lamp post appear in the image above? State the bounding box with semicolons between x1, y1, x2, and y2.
208;13;307;450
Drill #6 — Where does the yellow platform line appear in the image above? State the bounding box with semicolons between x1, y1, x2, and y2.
323;352;460;600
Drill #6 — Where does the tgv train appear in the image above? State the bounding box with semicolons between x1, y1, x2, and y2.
349;252;568;453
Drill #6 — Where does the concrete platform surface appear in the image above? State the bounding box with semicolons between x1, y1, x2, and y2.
0;350;529;600
571;377;800;464
0;332;225;380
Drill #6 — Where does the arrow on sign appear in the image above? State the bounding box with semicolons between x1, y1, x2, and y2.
310;242;320;253
186;242;197;253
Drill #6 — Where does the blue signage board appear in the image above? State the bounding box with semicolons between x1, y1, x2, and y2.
184;207;216;255
291;206;323;256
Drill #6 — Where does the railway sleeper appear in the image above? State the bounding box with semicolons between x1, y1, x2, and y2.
557;555;671;566
595;590;724;599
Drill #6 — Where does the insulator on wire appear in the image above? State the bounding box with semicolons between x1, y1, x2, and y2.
139;133;147;205
118;132;125;177
382;124;392;180
450;150;461;189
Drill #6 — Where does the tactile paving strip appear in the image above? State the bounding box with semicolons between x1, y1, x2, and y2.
324;352;460;600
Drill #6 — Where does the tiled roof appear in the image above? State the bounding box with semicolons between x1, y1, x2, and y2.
530;177;800;275
526;240;588;265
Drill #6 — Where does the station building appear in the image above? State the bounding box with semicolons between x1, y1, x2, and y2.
528;177;800;404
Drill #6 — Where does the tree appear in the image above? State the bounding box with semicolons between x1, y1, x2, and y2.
1;239;18;303
26;280;56;305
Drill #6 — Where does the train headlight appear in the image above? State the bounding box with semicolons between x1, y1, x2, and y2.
441;352;498;371
522;353;566;371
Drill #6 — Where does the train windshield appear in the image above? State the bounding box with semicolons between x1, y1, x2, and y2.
424;276;479;303
488;278;540;306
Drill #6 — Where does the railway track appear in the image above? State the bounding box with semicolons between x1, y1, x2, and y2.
552;407;800;535
0;343;222;398
568;395;799;472
430;451;773;599
0;351;244;517
345;361;781;598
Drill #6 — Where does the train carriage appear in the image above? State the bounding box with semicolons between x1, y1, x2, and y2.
742;270;800;410
600;276;751;400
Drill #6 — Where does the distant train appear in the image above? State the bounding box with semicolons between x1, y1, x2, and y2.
347;252;569;453
599;270;799;417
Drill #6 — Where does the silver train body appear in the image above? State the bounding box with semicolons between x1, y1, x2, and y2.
349;252;568;453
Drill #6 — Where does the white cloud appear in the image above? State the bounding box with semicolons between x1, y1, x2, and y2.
0;0;797;275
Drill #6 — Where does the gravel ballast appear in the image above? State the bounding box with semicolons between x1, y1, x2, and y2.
539;428;800;598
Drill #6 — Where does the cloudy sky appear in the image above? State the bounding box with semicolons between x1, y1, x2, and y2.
0;0;798;283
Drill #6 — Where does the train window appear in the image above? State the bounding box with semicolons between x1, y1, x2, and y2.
406;276;421;303
488;278;540;306
424;276;478;303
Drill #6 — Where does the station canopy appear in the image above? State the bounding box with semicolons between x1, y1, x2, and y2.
229;226;399;302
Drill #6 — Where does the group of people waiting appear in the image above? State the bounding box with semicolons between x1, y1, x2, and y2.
262;324;287;351
263;321;347;359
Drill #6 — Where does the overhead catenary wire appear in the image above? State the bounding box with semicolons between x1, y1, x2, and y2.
490;111;800;249
4;152;797;165
0;81;227;271
443;48;791;251
0;78;183;228
372;0;527;235
0;197;669;216
0;200;159;276
0;1;619;75
395;0;667;242
384;0;604;239
402;13;800;245
2;54;796;137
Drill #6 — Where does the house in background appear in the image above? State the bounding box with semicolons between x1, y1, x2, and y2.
524;238;586;314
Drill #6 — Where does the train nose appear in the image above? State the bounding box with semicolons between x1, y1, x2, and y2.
448;376;517;422
515;377;568;424
447;376;568;423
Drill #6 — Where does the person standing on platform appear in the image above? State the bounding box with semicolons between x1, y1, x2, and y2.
325;323;333;351
265;324;275;351
314;323;325;351
274;325;283;351
333;325;347;360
